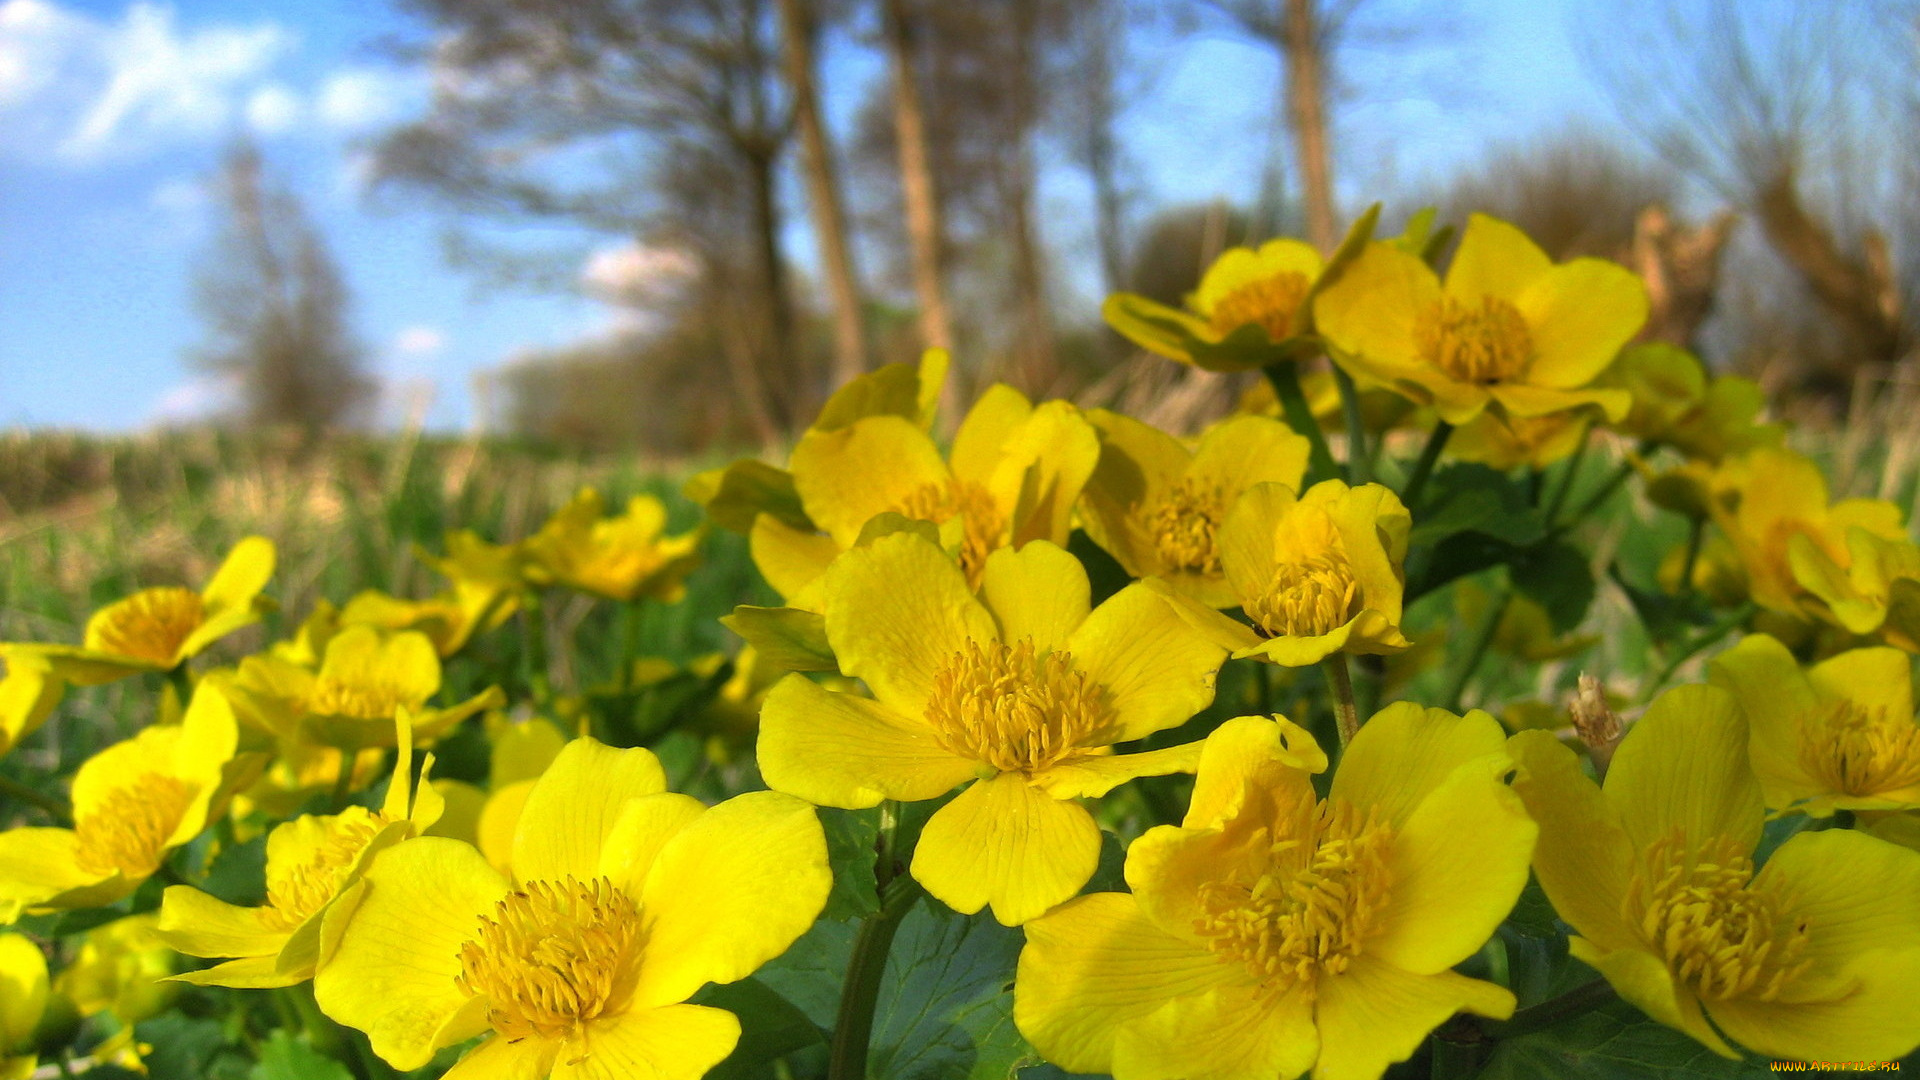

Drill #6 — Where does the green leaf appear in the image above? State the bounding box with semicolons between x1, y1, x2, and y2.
695;977;828;1080
869;903;1038;1080
135;1013;237;1080
249;1031;353;1080
197;832;268;907
1480;1002;1771;1079
1409;465;1547;548
1608;564;1714;648
821;807;882;921
721;606;837;672
687;460;811;534
812;361;934;434
1509;541;1596;634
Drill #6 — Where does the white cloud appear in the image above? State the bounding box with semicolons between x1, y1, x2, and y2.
0;0;88;107
393;325;445;357
147;372;238;426
315;67;409;132
244;81;299;135
581;242;698;305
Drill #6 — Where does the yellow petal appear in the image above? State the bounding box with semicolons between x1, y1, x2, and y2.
1443;214;1553;304
632;792;830;1007
1603;684;1762;855
791;416;950;547
1068;583;1227;742
748;515;840;602
949;383;1035;487
155;886;282;959
1186;415;1313;504
1570;940;1735;1058
551;1004;741;1080
510;738;665;884
1218;481;1294;607
1079;409;1190;578
1313;242;1439;376
597;792;706;898
981;541;1091;655
1517;258;1650;389
1183;714;1325;830
1312;958;1514;1080
1705;950;1920;1063
756;675;974;808
441;1034;558;1080
0;652;63;756
425;780;486;846
313;837;504;1070
1707;634;1825;810
1112;982;1316;1080
910;773;1101;926
0;828;116;921
1808;645;1914;723
988;400;1101;549
1031;742;1204;800
1754;829;1920;981
1329;702;1508;830
0;932;49;1048
199;536;277;613
821;531;998;717
1486;383;1631;423
1014;892;1242;1076
477;779;536;874
168;955;301;990
1365;753;1536;975
1505;731;1638;953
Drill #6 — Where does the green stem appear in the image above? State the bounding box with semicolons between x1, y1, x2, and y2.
1487;978;1617;1040
1644;602;1755;696
618;600;645;693
1550;460;1634;536
1429;1020;1485;1080
1543;425;1591;522
165;663;194;711
1323;654;1359;749
1677;516;1705;598
1445;589;1510;712
329;748;356;812
1330;364;1370;485
1402;421;1454;511
1265;363;1342;484
521;592;552;703
0;773;71;823
828;876;921;1080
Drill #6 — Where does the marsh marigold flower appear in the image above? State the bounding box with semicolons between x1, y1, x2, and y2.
0;651;62;762
758;532;1229;925
52;914;179;1072
0;684;250;922
1314;213;1643;426
314;738;830;1077
338;531;525;659
1710;634;1920;817
0;933;47;1080
523;488;702;604
1788;526;1920;653
1016;708;1535;1080
1078;411;1311;608
1708;446;1906;617
1509;683;1920;1061
1102;239;1326;371
155;711;445;988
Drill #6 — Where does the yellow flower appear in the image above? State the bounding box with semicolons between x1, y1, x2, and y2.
0;651;63;762
1314;214;1643;426
1446;408;1593;471
758;532;1229;925
1598;344;1783;463
1509;683;1920;1061
155;711;445;987
1102;239;1326;371
0;933;48;1080
313;738;830;1077
340;535;523;658
51;914;178;1073
1016;708;1534;1080
0;684;249;923
226;625;502;751
1708;447;1906;616
1214;480;1413;667
1079;411;1311;608
1789;527;1920;651
4;536;275;685
1709;633;1920;816
523;489;702;604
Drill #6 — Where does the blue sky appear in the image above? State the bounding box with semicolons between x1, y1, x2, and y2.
0;0;1614;432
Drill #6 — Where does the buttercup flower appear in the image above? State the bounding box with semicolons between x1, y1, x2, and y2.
3;536;275;685
523;489;703;604
51;914;178;1072
1078;411;1311;608
1446;409;1593;471
758;532;1229;925
1789;527;1920;652
0;651;63;761
1708;447;1905;616
1214;480;1413;667
0;684;248;922
339;531;524;659
1709;633;1920;816
1509;683;1920;1061
1016;708;1535;1080
156;711;445;987
314;738;830;1077
1102;239;1325;371
1597;344;1782;462
1314;213;1643;426
0;933;47;1080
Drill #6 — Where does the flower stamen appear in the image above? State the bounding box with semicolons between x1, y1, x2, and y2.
74;775;197;877
1624;831;1811;1002
456;876;643;1043
925;638;1114;775
86;587;205;666
1211;272;1311;341
1416;296;1534;385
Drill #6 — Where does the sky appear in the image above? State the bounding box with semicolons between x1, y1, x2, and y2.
0;0;1615;433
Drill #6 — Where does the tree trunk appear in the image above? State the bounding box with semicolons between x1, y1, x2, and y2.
1282;0;1337;253
777;0;870;388
1755;169;1906;364
881;0;955;356
746;146;796;432
1004;0;1055;392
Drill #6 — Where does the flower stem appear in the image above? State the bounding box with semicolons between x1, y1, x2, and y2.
1265;363;1342;484
1445;589;1510;712
1323;653;1360;748
828;876;921;1080
521;592;552;704
1330;364;1370;485
1643;602;1755;696
618;599;645;693
1549;460;1634;537
1542;424;1591;522
0;773;70;823
1487;978;1616;1039
165;663;194;712
1402;421;1454;511
1677;516;1705;598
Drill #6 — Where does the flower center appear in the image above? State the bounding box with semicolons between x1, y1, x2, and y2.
1247;555;1361;638
1416;296;1534;385
456;877;643;1043
308;671;416;722
85;587;205;666
262;810;389;931
925;638;1114;774
1210;272;1311;341
1148;479;1229;575
893;478;1005;588
1193;797;1394;996
1797;700;1920;799
73;775;197;878
1625;831;1810;1002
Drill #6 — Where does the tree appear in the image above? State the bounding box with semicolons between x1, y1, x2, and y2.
193;140;370;433
877;0;955;357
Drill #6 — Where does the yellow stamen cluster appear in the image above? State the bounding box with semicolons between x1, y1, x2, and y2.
73;775;196;877
1148;479;1228;575
261;811;389;931
925;637;1114;774
1799;701;1920;798
1626;831;1811;1002
456;876;643;1042
1416;296;1534;385
895;478;1006;586
87;587;205;665
308;672;415;721
1193;797;1394;995
1210;272;1311;341
1247;555;1361;639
